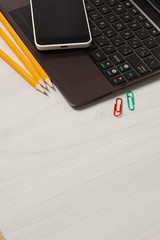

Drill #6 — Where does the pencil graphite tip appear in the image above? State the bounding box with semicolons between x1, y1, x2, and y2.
39;79;47;88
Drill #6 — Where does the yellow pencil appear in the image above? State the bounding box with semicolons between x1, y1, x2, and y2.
0;11;54;88
0;27;46;88
0;49;45;93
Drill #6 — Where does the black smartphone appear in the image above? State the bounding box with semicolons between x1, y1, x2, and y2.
30;0;92;50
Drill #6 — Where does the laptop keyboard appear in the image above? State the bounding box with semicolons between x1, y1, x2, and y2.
85;0;160;86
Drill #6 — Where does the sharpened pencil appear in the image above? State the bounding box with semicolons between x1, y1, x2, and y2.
0;27;46;88
0;11;54;88
0;49;45;93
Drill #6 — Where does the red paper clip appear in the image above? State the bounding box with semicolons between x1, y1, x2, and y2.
114;98;123;117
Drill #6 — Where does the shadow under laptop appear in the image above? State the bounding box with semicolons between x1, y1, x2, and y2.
75;73;160;111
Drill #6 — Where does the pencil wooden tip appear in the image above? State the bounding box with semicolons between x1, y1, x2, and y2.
45;77;55;89
36;84;45;94
39;79;47;88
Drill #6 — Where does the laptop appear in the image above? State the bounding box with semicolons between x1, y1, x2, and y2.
0;0;160;106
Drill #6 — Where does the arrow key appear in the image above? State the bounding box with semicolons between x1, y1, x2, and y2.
111;75;126;85
125;70;138;80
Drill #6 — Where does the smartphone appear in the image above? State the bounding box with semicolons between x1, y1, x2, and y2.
30;0;92;50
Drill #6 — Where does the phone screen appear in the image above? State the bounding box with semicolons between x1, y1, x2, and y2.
31;0;91;45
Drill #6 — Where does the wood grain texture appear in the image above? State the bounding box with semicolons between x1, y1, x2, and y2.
0;22;160;240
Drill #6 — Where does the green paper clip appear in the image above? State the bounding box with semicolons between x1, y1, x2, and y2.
126;91;135;111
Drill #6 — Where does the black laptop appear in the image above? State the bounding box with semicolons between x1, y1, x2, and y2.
0;0;160;106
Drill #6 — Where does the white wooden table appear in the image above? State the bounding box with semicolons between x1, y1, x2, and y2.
0;22;160;240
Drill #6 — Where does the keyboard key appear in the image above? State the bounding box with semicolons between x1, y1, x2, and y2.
121;29;134;40
120;12;134;23
127;54;150;75
118;63;131;72
152;46;160;60
90;49;106;61
123;1;133;8
91;0;104;6
109;52;125;64
100;60;113;69
91;26;101;37
96;19;109;29
98;5;111;14
143;21;153;29
125;70;138;80
136;29;150;40
103;27;117;38
111;75;126;85
95;35;109;46
89;11;102;21
136;14;146;22
128;37;142;49
136;46;150;58
128;20;141;31
113;4;126;14
106;67;119;77
149;28;160;37
143;37;158;49
129;7;139;15
105;12;119;23
86;2;95;12
105;0;119;7
144;56;160;70
113;21;126;31
118;44;133;56
110;36;125;46
103;44;116;54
